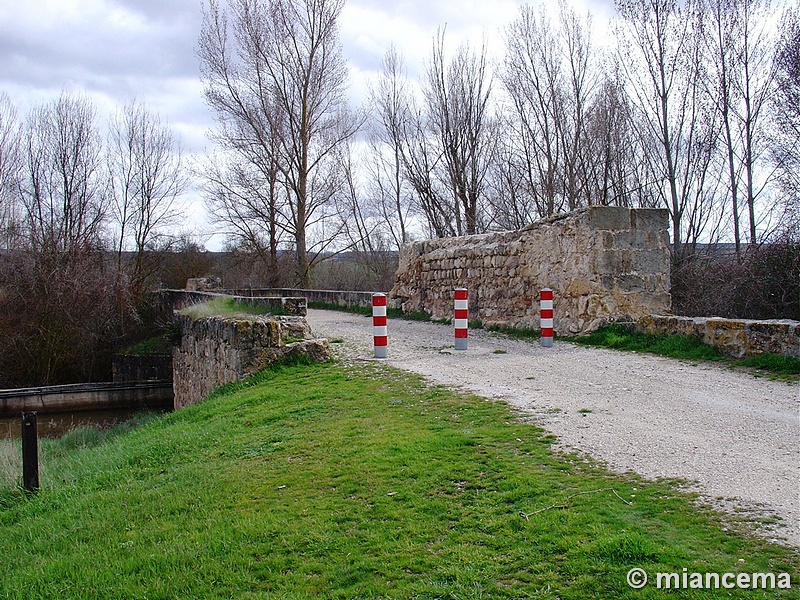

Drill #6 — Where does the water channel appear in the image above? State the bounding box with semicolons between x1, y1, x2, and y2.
0;408;169;439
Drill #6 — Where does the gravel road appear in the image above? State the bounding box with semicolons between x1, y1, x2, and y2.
307;308;800;547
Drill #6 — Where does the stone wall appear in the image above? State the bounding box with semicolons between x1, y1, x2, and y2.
153;290;307;317
391;207;671;334
228;288;385;309
186;277;223;292
637;315;800;358
172;314;329;409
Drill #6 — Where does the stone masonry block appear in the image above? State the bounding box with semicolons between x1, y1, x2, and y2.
173;311;326;410
599;231;615;249
634;250;671;274
391;207;673;335
589;206;632;230
594;250;632;274
616;275;645;293
612;230;648;248
631;208;669;231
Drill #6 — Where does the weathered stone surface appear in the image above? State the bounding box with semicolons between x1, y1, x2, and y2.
391;207;671;334
705;318;800;358
172;313;330;409
636;314;800;358
186;277;222;291
589;205;632;230
631;208;670;230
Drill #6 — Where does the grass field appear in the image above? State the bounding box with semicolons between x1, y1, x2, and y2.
568;324;800;382
1;360;797;598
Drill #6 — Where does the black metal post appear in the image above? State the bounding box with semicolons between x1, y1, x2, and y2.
21;412;39;495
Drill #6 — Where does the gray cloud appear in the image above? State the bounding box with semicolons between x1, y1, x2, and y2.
0;0;615;243
0;0;206;146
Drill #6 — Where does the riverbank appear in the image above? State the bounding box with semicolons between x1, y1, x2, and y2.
0;381;173;418
0;407;169;439
0;361;797;598
307;308;800;547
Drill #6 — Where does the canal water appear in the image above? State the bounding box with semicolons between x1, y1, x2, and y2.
0;408;169;439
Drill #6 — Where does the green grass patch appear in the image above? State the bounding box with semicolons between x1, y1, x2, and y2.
404;309;437;322
0;362;797;598
735;353;800;378
488;325;543;341
567;324;723;361
0;413;162;503
567;324;799;381
180;297;285;320
308;300;435;323
119;333;174;356
308;299;374;317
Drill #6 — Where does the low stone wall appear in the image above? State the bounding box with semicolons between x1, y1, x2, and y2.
186;277;222;291
172;314;329;409
154;290;307;316
391;207;672;334
227;288;387;309
637;315;800;358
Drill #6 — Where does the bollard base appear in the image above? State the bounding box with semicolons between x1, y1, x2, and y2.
454;339;468;351
374;346;388;359
541;337;553;348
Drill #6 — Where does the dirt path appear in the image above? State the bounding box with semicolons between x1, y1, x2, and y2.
307;309;800;547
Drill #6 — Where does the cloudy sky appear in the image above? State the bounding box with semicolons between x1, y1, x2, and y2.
0;0;616;246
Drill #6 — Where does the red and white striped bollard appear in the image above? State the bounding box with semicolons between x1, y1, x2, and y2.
454;288;468;351
372;293;388;358
540;288;554;347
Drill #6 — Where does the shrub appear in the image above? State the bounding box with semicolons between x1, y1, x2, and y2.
672;241;800;320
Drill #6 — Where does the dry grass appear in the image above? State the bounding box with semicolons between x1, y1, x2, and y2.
0;437;21;491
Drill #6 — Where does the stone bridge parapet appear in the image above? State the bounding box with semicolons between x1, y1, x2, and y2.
172;313;329;409
391;207;672;334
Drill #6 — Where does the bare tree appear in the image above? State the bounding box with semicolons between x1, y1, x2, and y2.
199;0;361;287
557;1;598;209
485;122;540;230
20;92;107;254
0;92;21;250
705;0;745;254
503;5;565;217
772;6;800;239
424;29;496;235
736;0;779;244
203;148;287;285
332;140;398;289
500;2;611;223
705;0;780;250
0;92;126;386
615;0;722;256
367;46;415;248
581;63;640;207
108;99;186;305
399;104;456;238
